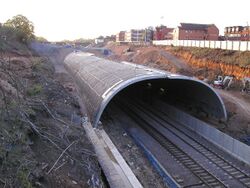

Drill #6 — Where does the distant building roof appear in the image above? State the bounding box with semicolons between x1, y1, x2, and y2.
179;23;215;30
97;36;104;39
225;26;243;28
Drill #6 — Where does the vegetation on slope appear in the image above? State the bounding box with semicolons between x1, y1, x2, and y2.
0;15;103;187
0;15;35;55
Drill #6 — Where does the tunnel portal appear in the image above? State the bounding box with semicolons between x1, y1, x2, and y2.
64;52;227;127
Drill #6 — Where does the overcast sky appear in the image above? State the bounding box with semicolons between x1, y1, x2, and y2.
0;0;249;41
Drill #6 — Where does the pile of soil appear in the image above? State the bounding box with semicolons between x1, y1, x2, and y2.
105;44;183;74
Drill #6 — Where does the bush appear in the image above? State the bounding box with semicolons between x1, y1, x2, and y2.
17;169;33;188
27;84;42;96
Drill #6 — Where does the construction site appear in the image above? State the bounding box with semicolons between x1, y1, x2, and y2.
1;8;250;188
24;41;250;188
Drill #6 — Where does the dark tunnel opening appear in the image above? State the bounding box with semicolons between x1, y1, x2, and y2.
101;79;226;124
63;52;227;127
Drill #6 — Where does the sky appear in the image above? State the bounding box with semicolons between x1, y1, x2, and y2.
0;0;249;41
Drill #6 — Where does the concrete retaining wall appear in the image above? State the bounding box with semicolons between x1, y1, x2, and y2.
153;40;250;51
158;102;250;165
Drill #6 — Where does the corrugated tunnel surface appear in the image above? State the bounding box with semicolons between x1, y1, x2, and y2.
64;52;227;127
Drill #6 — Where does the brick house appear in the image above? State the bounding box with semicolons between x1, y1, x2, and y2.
154;25;174;40
241;26;250;41
224;26;250;41
116;31;126;42
173;23;219;40
224;26;244;40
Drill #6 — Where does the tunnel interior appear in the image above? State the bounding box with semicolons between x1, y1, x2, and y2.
101;78;226;123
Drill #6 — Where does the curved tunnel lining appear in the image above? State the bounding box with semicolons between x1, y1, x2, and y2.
94;75;166;127
93;76;227;127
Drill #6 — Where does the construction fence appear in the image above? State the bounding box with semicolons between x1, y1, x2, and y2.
153;40;250;51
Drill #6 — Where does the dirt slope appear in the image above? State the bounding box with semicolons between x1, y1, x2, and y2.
105;43;193;76
169;47;250;80
0;48;104;187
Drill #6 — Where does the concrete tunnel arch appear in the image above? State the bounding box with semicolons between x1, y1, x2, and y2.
64;52;227;127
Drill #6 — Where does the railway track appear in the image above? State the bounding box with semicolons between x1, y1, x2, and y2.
117;100;250;188
134;101;250;188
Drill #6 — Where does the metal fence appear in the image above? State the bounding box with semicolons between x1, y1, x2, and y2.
153;40;250;51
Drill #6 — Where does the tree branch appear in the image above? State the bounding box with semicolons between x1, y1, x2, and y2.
47;141;76;174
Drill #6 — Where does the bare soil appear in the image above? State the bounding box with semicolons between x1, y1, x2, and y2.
0;50;104;188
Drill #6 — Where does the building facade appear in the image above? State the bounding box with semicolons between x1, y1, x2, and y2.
224;26;250;41
124;29;153;42
154;25;174;40
241;26;250;41
116;31;125;42
95;36;104;44
125;29;143;42
173;23;219;40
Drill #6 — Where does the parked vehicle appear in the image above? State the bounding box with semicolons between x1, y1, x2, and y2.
242;77;250;93
212;75;234;90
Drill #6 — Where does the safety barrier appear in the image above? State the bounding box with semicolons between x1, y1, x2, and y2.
153;40;250;51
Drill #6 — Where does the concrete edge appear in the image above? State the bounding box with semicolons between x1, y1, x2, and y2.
99;129;143;188
82;122;143;188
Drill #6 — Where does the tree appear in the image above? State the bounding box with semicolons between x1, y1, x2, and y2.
4;15;34;43
35;36;48;43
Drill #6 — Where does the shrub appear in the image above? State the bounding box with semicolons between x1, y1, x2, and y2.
27;84;42;96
